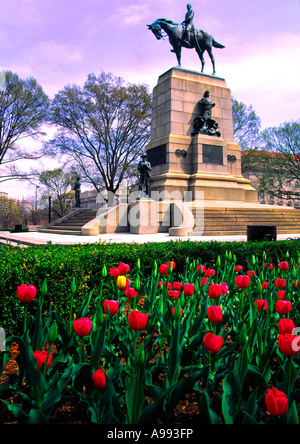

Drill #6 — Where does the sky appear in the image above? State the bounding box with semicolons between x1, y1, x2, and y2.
0;0;299;199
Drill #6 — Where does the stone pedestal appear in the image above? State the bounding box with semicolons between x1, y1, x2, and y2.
129;199;159;234
145;67;257;203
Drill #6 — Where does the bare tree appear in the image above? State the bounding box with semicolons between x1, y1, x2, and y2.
44;71;152;203
0;71;50;183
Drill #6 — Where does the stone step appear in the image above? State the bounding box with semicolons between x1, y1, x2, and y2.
38;228;82;236
49;225;82;231
200;221;300;228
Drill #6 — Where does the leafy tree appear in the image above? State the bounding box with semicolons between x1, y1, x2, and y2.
0;195;22;228
232;98;262;173
0;71;50;183
44;71;152;203
38;168;75;218
256;120;300;202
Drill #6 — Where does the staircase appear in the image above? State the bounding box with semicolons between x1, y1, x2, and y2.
187;205;300;236
38;209;98;236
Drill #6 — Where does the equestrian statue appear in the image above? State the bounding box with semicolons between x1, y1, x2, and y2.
147;4;225;75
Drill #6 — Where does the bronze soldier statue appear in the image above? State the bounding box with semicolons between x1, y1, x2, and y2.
192;90;221;137
137;153;151;198
73;176;81;207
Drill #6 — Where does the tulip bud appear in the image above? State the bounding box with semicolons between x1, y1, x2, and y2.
152;261;157;278
134;274;141;291
136;343;145;366
96;308;104;326
173;299;182;321
252;255;256;268
101;264;107;278
41;279;47;298
239;323;248;346
71;277;76;294
49;321;58;343
257;279;262;297
216;255;221;268
263;251;267;263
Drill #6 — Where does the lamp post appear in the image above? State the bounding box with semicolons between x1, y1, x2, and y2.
35;186;39;211
48;191;52;223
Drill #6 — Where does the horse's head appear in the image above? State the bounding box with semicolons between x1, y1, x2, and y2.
147;22;164;40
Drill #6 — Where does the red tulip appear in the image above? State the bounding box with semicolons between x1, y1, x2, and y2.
278;333;298;356
276;300;292;315
264;262;274;271
171;307;183;317
278;290;286;300
275;278;286;289
265;388;288;417
160;261;175;275
204;269;215;278
196;265;205;273
278;318;295;335
128;310;149;331
261;281;269;290
221;282;228;295
183;283;194;296
207;306;223;324
103;300;119;316
234;265;243;272
92;369;107;390
235;275;250;289
109;267;120;277
279;261;289;271
118;262;130;275
34;350;53;370
168;290;180;300
172;281;182;291
17;284;37;303
158;281;172;290
208;284;223;299
125;287;137;300
247;270;256;279
203;332;224;354
200;277;209;286
254;299;268;312
294;280;299;289
73;318;92;337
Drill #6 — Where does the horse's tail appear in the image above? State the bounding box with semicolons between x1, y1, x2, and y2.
212;37;225;49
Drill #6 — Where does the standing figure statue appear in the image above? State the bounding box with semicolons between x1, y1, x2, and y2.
73;176;81;207
181;4;194;47
137;153;151;198
192;90;221;137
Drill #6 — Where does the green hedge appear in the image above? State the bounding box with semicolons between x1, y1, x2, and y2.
1;238;300;335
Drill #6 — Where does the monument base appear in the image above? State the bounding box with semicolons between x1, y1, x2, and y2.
145;67;258;204
129;199;159;234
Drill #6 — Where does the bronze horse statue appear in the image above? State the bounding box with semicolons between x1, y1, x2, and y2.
147;18;225;75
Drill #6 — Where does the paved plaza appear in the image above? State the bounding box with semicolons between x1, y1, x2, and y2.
0;229;299;247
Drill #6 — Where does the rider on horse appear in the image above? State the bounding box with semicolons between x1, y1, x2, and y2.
181;4;194;47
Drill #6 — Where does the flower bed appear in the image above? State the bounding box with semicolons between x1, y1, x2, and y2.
0;252;300;424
